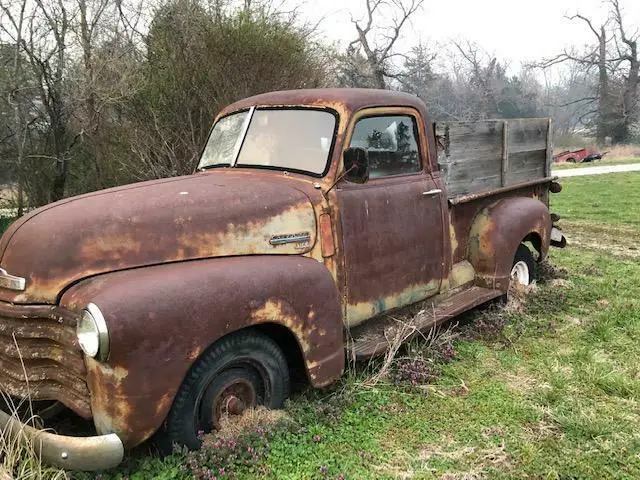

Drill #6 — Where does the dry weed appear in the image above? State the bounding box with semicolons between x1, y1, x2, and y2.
523;420;562;441
0;401;69;480
500;370;551;394
0;340;68;479
419;441;511;479
504;282;537;313
214;407;290;441
604;144;640;159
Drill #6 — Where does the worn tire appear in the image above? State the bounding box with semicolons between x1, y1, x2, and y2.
500;244;535;305
511;244;535;286
159;330;289;452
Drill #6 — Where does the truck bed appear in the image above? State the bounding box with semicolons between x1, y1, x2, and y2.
435;118;553;198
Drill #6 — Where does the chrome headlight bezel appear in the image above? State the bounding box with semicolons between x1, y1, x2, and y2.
77;303;109;361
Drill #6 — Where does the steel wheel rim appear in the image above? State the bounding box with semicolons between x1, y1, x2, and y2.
511;261;530;286
197;365;265;435
211;378;257;429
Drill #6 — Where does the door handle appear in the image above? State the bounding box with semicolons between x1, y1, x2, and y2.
422;189;442;196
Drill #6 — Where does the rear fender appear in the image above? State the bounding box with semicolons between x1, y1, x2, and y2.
60;256;344;447
468;197;551;291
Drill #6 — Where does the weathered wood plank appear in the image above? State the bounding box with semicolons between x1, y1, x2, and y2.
436;121;503;163
545;119;553;177
507;150;547;172
501;121;508;186
447;174;502;197
507;118;548;154
434;117;552;197
505;166;546;184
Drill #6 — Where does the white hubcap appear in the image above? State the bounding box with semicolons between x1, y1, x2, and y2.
511;261;530;286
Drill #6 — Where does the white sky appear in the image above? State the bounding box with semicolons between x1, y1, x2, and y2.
292;0;640;71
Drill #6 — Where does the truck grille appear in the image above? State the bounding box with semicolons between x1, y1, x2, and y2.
0;302;91;419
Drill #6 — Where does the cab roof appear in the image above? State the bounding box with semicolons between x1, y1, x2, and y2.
220;88;430;120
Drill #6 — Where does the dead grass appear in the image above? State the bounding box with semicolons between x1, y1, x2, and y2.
499;370;552;395
0;340;68;479
355;302;460;387
562;221;640;259
419;441;511;480
604;144;640;159
361;319;422;386
0;397;68;480
214;407;290;441
503;282;537;313
522;420;562;441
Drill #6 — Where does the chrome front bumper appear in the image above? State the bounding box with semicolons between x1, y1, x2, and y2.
0;410;124;471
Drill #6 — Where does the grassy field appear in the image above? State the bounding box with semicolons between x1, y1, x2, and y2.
66;171;638;480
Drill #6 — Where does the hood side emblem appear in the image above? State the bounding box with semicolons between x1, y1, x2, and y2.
269;232;311;248
0;268;26;291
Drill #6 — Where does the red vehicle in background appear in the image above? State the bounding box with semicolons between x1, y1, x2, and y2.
554;147;607;163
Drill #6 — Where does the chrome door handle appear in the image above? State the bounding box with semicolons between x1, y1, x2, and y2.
422;189;442;196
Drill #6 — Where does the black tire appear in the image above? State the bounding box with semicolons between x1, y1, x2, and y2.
500;244;535;305
567;157;576;163
160;330;289;451
511;244;535;286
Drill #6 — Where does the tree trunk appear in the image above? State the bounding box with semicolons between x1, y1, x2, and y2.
596;26;609;145
621;40;639;143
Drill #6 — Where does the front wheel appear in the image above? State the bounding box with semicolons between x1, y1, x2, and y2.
160;330;290;451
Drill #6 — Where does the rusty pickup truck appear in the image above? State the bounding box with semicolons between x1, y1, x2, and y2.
0;89;565;470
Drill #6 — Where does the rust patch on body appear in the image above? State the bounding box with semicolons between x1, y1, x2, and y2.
0;172;317;304
57;255;345;447
345;280;439;328
0;301;91;418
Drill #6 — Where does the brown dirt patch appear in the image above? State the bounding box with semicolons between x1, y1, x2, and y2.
563;221;640;259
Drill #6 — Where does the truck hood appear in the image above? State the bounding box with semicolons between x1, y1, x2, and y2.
0;171;317;304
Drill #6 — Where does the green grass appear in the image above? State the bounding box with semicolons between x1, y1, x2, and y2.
85;171;640;479
551;171;640;227
550;172;640;261
552;156;640;170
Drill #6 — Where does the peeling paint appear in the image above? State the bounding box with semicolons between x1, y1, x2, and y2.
345;280;439;328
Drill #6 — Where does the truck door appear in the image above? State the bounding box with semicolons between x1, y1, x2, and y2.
337;109;445;327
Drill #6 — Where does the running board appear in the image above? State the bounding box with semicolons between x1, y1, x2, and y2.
347;286;503;359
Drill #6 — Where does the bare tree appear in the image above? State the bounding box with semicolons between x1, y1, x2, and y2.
348;0;423;89
0;0;73;203
611;0;639;141
539;0;639;143
0;0;29;214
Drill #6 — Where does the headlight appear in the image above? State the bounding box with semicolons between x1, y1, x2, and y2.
77;303;109;361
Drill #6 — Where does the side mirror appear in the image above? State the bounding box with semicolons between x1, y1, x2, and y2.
343;147;370;184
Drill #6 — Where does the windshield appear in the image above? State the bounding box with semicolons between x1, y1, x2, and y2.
198;108;336;176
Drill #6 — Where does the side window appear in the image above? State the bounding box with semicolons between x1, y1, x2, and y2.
349;115;421;178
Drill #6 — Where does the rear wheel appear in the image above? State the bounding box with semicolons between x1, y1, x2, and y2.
160;330;289;451
510;244;535;287
500;244;535;305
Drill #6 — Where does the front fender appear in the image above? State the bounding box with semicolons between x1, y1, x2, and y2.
60;256;344;447
468;197;551;290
